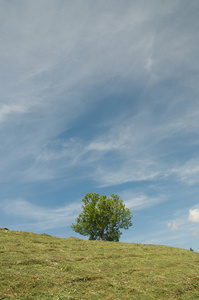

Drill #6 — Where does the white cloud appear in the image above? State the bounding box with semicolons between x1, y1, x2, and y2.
0;199;82;231
172;159;199;185
188;209;199;223
0;103;28;123
166;207;199;245
167;220;184;231
121;190;164;211
95;164;160;187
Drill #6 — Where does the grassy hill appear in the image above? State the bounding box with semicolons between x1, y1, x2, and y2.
0;229;199;299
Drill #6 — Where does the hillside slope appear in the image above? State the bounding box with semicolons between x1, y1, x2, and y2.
0;229;199;299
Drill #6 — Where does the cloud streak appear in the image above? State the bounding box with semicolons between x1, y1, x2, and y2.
0;199;82;231
122;190;164;211
0;103;28;123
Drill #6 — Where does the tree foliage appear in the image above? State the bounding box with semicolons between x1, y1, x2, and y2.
71;193;133;241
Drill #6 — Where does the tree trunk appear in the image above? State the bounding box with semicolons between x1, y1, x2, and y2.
101;229;105;241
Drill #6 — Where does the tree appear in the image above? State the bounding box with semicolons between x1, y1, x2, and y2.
71;193;132;241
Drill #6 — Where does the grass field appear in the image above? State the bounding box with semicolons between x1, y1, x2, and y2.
0;229;199;299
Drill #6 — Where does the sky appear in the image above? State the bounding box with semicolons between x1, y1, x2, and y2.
0;0;199;252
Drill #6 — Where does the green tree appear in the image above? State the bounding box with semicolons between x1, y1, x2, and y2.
71;193;133;241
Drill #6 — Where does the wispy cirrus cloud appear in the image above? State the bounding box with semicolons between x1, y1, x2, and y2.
0;103;28;123
0;0;198;188
121;190;165;211
84;96;199;187
0;199;81;231
171;159;199;186
167;220;184;231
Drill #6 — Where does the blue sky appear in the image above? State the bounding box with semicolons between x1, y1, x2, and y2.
0;0;199;252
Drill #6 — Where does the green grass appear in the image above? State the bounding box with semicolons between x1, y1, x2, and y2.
0;229;199;299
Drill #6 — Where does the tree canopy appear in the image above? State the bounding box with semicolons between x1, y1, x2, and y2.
71;193;133;241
